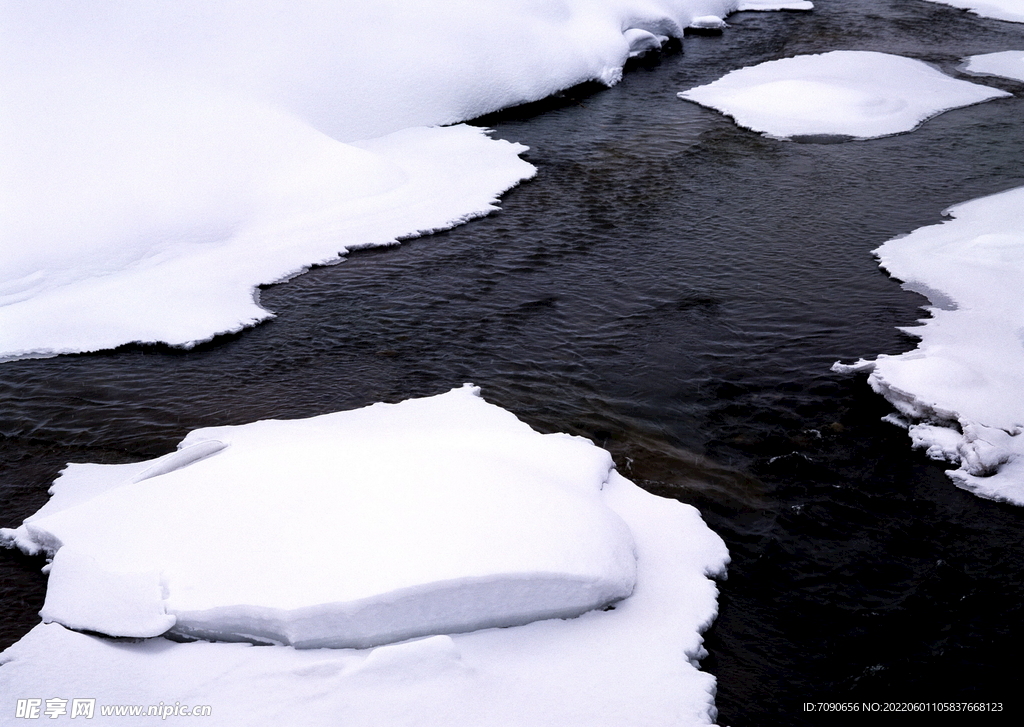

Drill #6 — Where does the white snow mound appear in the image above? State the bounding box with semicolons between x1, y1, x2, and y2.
921;0;1024;23
833;187;1024;505
677;50;1009;139
1;385;640;648
962;50;1024;82
0;387;730;725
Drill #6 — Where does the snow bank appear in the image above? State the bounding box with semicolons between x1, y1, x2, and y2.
677;50;1009;139
0;387;729;724
1;0;810;362
833;187;1024;505
963;50;1024;82
921;0;1024;23
0;123;535;360
1;386;640;648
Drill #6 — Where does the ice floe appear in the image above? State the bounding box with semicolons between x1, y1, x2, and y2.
963;50;1024;82
0;386;729;724
833;187;1024;505
921;0;1024;23
678;50;1010;139
1;0;807;362
2;386;637;648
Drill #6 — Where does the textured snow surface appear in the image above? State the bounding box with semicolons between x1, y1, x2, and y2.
963;50;1024;81
2;0;799;362
1;386;643;649
921;0;1024;23
0;387;729;725
833;187;1024;505
678;50;1009;139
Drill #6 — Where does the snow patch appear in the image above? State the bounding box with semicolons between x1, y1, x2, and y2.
962;50;1024;82
686;15;728;35
678;51;1009;139
921;0;1024;23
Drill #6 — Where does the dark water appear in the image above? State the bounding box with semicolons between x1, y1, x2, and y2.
2;0;1024;723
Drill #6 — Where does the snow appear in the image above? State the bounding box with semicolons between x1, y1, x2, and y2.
38;547;175;639
625;28;669;57
962;50;1024;82
833;187;1024;505
689;15;729;31
677;50;1010;139
921;0;1024;23
737;0;813;9
0;0;810;363
0;118;534;361
1;386;642;649
0;386;729;725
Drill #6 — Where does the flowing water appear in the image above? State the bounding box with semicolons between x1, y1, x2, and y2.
2;1;1023;723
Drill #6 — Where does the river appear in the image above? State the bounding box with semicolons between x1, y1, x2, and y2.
2;1;1023;723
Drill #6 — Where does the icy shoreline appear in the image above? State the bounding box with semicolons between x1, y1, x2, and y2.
834;186;1024;505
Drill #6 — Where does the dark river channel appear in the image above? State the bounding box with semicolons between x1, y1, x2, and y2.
2;1;1023;723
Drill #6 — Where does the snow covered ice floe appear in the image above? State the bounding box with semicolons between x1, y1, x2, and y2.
921;0;1024;23
962;50;1024;82
833;187;1024;505
0;0;802;362
736;0;813;10
0;386;730;725
677;50;1010;139
1;386;637;647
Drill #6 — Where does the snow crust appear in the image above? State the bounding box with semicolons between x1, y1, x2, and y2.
677;50;1009;139
833;187;1024;505
1;0;801;362
963;50;1024;82
0;387;729;724
921;0;1024;23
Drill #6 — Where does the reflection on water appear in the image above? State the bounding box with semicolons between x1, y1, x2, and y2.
2;0;1024;722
